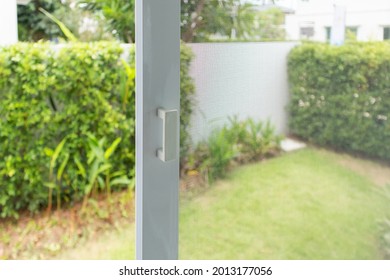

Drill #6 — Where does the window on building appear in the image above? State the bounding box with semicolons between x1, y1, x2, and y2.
300;26;314;39
325;26;359;42
325;26;331;41
384;27;390;40
346;26;358;40
346;26;358;35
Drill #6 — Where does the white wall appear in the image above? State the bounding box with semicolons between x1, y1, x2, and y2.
188;42;298;143
0;0;18;45
285;0;390;41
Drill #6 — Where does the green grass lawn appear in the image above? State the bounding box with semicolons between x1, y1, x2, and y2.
57;148;390;260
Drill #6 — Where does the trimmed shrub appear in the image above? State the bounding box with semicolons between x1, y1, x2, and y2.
180;44;196;163
288;42;390;160
0;42;133;218
0;44;56;218
0;42;195;218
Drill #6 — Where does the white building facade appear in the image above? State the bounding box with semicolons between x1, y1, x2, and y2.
0;0;30;45
0;0;18;45
284;0;390;42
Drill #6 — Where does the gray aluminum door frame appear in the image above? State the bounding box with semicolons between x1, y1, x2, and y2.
135;0;180;260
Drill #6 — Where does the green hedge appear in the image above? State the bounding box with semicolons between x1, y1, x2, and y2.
288;42;390;160
179;45;195;163
0;42;195;218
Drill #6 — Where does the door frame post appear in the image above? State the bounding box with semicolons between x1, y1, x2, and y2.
135;0;181;260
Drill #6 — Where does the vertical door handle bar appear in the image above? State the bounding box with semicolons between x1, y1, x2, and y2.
157;108;178;162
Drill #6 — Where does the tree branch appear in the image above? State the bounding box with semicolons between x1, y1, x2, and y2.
182;0;206;42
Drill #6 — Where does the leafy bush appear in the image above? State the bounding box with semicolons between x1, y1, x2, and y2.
224;116;281;162
0;44;56;218
0;42;195;218
0;42;133;218
196;129;235;183
179;44;196;163
186;117;281;183
288;42;390;160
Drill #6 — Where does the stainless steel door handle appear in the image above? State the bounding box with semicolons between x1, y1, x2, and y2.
157;108;178;162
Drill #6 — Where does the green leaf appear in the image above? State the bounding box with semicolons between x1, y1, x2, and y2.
74;156;86;178
110;171;126;177
86;160;99;195
57;153;69;181
98;137;106;148
104;137;122;159
39;8;78;42
86;133;99;146
98;163;112;173
110;176;132;186
97;176;105;189
50;137;67;175
121;59;135;79
44;147;53;157
87;134;104;162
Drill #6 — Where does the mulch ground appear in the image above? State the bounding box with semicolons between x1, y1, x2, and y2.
0;174;206;260
0;189;135;260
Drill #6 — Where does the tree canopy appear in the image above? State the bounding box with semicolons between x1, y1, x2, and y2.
17;0;66;41
78;0;135;43
181;0;285;42
18;0;285;43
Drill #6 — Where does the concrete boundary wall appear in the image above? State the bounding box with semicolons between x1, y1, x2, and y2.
187;42;299;143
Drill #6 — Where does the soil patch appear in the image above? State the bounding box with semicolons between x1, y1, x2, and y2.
0;190;134;260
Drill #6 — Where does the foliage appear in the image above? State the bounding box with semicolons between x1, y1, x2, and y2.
81;134;132;212
53;3;113;42
226;116;281;162
0;42;195;219
288;42;390;160
256;8;286;41
78;0;135;43
51;42;136;203
0;42;134;218
179;44;196;163
345;28;358;43
17;0;67;41
19;0;284;43
191;129;235;183
45;136;69;213
181;0;243;42
181;0;285;42
39;7;78;42
186;117;281;183
0;44;55;218
18;0;111;42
